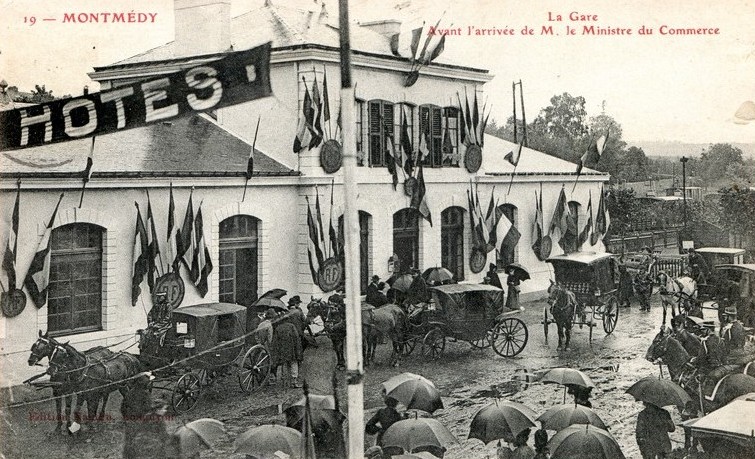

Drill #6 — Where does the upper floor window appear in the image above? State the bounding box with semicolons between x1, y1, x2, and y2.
368;100;394;167
419;105;459;167
356;98;365;166
48;223;103;336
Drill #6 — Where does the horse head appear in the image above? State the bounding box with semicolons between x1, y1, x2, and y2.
28;331;58;366
655;271;669;292
646;327;672;363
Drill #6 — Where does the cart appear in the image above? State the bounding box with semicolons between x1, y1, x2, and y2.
544;253;620;343
400;283;528;360
138;302;272;413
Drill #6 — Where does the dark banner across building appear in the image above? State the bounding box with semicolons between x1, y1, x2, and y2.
0;43;272;151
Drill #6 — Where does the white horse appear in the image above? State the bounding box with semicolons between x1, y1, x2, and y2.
656;271;699;326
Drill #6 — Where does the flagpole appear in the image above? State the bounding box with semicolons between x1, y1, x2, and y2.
507;165;518;195
339;0;364;456
79;136;96;208
146;189;165;278
243;116;261;202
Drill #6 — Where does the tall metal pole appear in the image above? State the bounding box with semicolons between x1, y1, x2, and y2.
680;156;688;227
512;81;518;144
519;80;528;147
338;0;364;457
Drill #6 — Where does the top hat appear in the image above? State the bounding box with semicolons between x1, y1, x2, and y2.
371;275;380;282
288;295;302;306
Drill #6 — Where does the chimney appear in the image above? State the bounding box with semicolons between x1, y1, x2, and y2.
174;0;231;56
359;19;401;39
83;85;89;95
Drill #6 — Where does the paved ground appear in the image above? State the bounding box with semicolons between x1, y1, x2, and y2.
0;293;685;459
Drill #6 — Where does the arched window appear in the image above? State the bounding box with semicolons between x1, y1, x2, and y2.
393;209;419;273
441;207;465;280
496;204;519;267
338;211;371;293
48;223;103;335
219;215;259;306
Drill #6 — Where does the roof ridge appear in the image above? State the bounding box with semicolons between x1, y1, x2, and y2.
268;3;306;44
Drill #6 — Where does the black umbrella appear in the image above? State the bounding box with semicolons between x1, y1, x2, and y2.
260;288;287;300
505;263;530;281
421;267;455;286
626;377;691;409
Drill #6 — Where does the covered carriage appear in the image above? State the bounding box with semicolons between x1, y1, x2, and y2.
138;302;271;412
545;252;620;342
402;283;528;360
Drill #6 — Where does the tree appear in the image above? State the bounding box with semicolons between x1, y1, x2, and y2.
699;143;744;185
718;186;755;243
532;93;588;140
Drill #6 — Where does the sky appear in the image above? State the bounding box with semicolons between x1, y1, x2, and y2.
1;0;754;145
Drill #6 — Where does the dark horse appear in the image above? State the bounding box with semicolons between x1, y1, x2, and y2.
547;282;578;351
646;327;755;413
306;298;347;369
28;331;141;433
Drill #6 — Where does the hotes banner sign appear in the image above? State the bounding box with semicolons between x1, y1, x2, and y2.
0;43;272;151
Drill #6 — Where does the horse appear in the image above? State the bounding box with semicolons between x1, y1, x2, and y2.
28;331;141;433
656;271;699;326
361;303;407;367
646;328;755;413
306;298;347;369
547;281;578;351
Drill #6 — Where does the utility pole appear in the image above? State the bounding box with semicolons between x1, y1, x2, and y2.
680;156;689;227
338;0;364;457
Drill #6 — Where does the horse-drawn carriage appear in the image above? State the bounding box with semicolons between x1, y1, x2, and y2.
544;253;620;347
138;302;272;412
401;283;529;360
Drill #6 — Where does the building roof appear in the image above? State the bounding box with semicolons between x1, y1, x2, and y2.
103;3;480;72
547;252;615;266
696;247;747;255
0;114;297;179
481;134;607;177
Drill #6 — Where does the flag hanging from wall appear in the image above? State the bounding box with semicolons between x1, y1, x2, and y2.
592;187;611;245
411;161;432;226
306;198;325;286
146;194;161;291
293;78;315;153
167;183;179;273
176;189;195;276
310;76;323;149
23;194;64;308
328;179;339;258
579;192;594;248
531;189;547;261
192;204;213;297
131;202;149;306
549;187;569;251
3;181;20;290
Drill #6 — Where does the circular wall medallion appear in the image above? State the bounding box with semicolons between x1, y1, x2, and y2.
1;289;26;318
320;140;343;174
318;257;343;293
470;248;487;274
403;177;418;197
153;272;185;310
540;235;553;260
464;145;482;173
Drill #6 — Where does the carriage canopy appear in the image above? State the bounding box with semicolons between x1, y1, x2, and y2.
171;303;247;354
546;252;619;295
428;283;504;339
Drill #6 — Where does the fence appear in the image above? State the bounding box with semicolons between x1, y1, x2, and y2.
606;229;680;254
650;257;687;280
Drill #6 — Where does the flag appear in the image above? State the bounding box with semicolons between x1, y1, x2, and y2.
464;90;475;145
442;123;453;165
3;181;20;289
418;110;430;159
167;183;179;273
83;137;95;183
176;190;195;277
389;26;423;58
531;190;545;261
504;138;524;166
499;212;521;254
422;34;446;65
562;206;579;253
384;118;399;190
322;69;331;124
467;188;480;249
310;76;323;148
410;161;432;226
577;127;610;175
329;179;338;258
23;194;63;308
472;90;480;143
549;187;569;237
595;187;610;239
315;190;326;251
293;79;314;153
145;194;160;290
484;191;500;253
480;109;490;148
306;199;325;286
579;193;593;248
400;111;414;177
192;204;213;297
131;202;149;306
474;186;489;249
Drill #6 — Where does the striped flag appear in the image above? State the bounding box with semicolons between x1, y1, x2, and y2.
499;211;521;255
192;204;213;297
549;187;569;246
329;179;339;258
167;183;179;273
484;190;500;253
385;123;399;190
315;190;326;252
310;76;323;149
504;138;524;167
23;193;63;308
145;193;160;290
579;192;594;248
400;109;414;177
411;161;432;226
293;78;314;153
306;199;324;287
131;202;149;306
3;181;20;289
594;187;611;243
176;189;195;277
531;190;546;261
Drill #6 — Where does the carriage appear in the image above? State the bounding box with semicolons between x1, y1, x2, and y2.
400;283;529;360
544;252;620;343
138;302;272;412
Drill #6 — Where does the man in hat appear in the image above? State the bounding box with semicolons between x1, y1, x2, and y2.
670;315;703;358
271;311;303;388
287;295;310;350
693;321;729;384
366;275;389;307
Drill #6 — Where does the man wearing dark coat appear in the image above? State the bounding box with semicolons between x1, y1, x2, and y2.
271;314;303;388
366;275;389;307
635;402;675;459
618;263;633;307
366;396;402;447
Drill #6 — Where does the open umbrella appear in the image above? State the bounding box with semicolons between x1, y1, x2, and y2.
382;373;444;413
536;404;607;431
284;394;345;431
626;376;691;408
505;263;531;281
233;424;302;458
391;274;416;293
391;452;439;459
468;400;538;444
421;267;455;286
252;297;288;312
548;424;625;459
382;418;458;453
542;368;596;388
174;418;226;457
260;288;287;300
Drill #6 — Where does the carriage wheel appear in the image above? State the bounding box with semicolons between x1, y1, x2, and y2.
238;345;271;393
602;296;619;334
492;318;529;357
172;373;201;413
469;329;494;349
398;337;418;356
421;328;445;360
543;307;550;345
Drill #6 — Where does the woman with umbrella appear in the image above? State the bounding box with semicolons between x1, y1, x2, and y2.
505;264;530;311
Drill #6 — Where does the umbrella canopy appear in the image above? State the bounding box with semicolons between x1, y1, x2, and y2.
382;373;444;414
548;425;625;459
626;377;692;409
391;274;416;293
421;267;455;286
252;297;288;312
382;418;458;453
542;368;596;388
284;394;345;431
536;404;607;431
391;452;439;459
174;418;226;457
233;424;302;458
468;400;538;444
260;288;287;300
505;263;531;281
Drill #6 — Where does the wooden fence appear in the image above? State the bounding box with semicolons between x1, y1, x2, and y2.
606;229;680;255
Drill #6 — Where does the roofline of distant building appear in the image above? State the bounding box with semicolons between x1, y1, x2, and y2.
0;170;300;180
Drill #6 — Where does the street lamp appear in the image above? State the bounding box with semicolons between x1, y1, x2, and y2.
680;156;689;227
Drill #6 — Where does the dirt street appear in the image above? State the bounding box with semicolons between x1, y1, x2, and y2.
0;293;682;459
